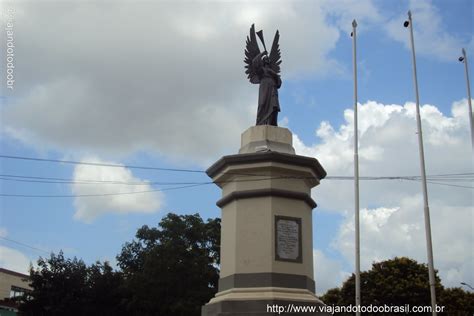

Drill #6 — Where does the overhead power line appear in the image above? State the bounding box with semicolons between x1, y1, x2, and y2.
0;174;206;186
0;173;472;186
0;174;327;189
424;180;474;189
0;155;205;173
0;175;472;198
0;183;209;198
1;154;473;181
0;154;314;178
0;155;472;197
0;236;50;255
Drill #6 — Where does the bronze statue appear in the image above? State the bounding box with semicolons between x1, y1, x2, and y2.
244;24;282;126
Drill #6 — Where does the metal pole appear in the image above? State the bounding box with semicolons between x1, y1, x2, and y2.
351;19;361;315
405;11;437;315
460;48;474;151
460;282;474;291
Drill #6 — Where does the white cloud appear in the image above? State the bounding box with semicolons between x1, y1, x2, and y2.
0;229;31;274
297;99;473;289
385;0;469;62
333;200;473;289
278;116;289;128
314;249;349;295
2;0;344;165
320;0;383;33
297;99;472;211
72;157;163;223
0;246;31;274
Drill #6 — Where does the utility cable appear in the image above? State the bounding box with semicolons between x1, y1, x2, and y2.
0;236;50;255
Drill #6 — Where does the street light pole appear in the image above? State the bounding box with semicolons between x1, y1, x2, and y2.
460;282;474;291
351;19;361;316
459;48;474;151
404;10;437;315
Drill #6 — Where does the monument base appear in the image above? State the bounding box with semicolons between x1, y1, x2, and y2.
202;126;328;316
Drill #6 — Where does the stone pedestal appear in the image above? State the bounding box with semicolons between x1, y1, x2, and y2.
202;125;327;316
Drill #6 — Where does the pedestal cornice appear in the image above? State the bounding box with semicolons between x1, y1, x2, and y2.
206;151;327;182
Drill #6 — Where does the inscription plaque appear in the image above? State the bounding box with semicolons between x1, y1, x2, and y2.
275;216;302;263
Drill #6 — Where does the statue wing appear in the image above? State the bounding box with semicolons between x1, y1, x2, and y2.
269;30;281;74
244;24;261;82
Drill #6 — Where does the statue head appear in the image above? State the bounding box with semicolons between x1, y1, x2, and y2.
262;56;270;66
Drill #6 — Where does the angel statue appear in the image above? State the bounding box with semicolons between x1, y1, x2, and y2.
244;24;282;126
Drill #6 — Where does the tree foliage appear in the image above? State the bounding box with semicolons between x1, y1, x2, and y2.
18;213;220;316
117;213;220;315
19;252;125;316
438;287;474;315
321;257;474;315
20;218;472;315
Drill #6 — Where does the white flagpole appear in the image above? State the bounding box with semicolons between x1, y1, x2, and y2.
459;48;474;151
351;19;361;315
404;11;437;315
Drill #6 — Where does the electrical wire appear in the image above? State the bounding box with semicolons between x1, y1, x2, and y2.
0;182;210;198
0;236;50;254
0;175;205;186
1;176;472;198
0;154;304;178
2;154;473;181
0;155;472;197
0;154;205;173
1;173;472;185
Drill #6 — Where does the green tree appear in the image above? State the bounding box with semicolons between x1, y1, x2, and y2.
18;213;220;315
117;212;221;316
321;257;474;315
19;251;88;315
83;261;126;315
439;287;474;315
18;252;126;316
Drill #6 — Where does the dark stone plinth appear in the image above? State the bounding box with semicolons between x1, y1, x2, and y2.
201;298;330;316
218;273;315;293
216;188;317;209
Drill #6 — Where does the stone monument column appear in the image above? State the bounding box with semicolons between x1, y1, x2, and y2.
202;125;327;316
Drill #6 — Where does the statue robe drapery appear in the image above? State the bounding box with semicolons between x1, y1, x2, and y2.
251;55;282;126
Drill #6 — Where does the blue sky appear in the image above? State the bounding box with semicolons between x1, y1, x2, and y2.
0;0;472;295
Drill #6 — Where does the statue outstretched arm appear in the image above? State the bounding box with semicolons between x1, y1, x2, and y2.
249;51;266;84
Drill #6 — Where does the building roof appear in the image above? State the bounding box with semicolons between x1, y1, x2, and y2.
0;268;29;279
